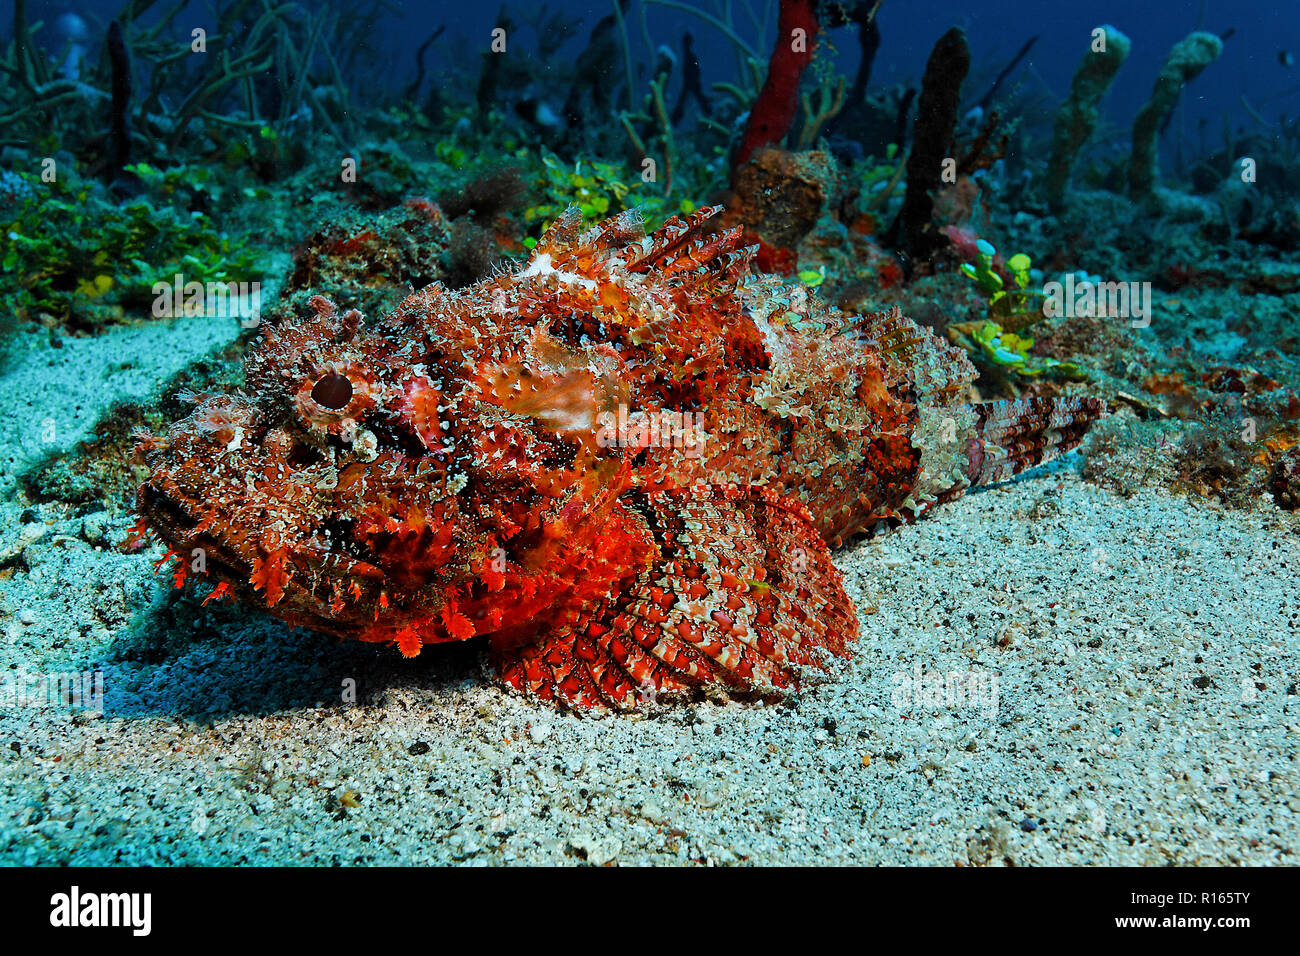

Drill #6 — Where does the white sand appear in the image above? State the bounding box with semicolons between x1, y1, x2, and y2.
0;317;240;499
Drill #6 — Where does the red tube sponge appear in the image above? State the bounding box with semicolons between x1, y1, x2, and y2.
732;0;819;177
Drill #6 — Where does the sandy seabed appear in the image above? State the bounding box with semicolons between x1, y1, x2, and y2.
1;318;1296;865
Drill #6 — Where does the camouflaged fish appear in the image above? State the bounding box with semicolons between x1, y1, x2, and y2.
134;205;1102;709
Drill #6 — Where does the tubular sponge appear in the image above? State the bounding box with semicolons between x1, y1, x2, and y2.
1044;25;1130;211
1128;31;1223;200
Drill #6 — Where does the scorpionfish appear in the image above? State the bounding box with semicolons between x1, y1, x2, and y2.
135;205;1102;710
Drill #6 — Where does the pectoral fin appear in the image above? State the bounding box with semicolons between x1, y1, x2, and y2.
491;484;857;710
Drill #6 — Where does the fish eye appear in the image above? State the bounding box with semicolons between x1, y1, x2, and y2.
292;362;377;434
312;373;353;410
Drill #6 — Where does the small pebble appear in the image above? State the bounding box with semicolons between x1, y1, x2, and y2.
80;512;109;546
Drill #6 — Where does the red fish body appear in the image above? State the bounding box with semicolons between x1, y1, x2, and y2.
136;206;1101;709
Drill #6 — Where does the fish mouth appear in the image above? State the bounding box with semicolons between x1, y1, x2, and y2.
135;481;355;636
136;481;250;577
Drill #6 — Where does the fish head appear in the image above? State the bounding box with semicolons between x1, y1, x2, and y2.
136;272;637;649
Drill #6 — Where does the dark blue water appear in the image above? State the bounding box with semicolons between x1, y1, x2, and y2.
18;0;1299;140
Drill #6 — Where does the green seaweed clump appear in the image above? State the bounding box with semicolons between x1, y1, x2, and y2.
950;241;1080;380
959;242;1046;329
951;320;1080;379
523;152;698;243
0;170;268;331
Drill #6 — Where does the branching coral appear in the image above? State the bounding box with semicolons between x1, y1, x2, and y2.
1;0;363;168
797;72;846;150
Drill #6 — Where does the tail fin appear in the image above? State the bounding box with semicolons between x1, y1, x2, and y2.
967;396;1104;487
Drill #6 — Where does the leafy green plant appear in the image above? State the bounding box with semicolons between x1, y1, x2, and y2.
948;319;1080;378
0;172;268;328
853;144;905;212
524;151;698;236
959;242;1045;330
952;241;1080;379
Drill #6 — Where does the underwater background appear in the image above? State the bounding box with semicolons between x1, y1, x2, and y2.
0;0;1298;865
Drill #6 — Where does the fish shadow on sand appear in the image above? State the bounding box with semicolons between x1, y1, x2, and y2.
96;584;484;723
